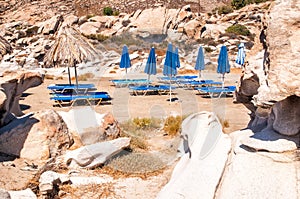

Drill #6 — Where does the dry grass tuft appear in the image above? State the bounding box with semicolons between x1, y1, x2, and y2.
60;182;118;198
105;152;166;175
163;116;182;137
75;72;95;81
178;69;198;74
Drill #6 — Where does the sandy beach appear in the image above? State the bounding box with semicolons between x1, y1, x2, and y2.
20;70;250;134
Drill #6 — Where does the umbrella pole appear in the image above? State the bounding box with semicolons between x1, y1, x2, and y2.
222;74;225;89
125;68;128;80
68;66;71;85
169;77;172;103
74;64;78;90
199;70;202;81
147;74;150;87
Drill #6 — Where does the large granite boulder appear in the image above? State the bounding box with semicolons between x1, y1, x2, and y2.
236;0;300;135
58;107;121;147
0;109;73;160
157;112;231;198
0;35;12;60
0;71;43;126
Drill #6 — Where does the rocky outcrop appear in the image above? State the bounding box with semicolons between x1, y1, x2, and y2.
58;107;121;147
158;112;231;198
0;109;73;160
236;1;300;136
0;35;12;61
0;71;44;126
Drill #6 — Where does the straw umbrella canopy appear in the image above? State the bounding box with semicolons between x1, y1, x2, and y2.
43;25;100;86
0;35;12;61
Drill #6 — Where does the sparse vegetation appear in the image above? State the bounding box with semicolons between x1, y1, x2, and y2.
196;37;218;46
76;72;95;81
204;46;213;53
212;5;233;15
120;117;162;150
231;0;270;10
163;116;182;136
86;14;95;19
103;7;113;16
84;34;109;42
225;24;251;36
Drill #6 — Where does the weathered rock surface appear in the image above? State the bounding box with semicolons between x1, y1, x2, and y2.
64;137;130;169
157;112;231;199
58;107;120;146
0;109;73;160
0;71;43;126
236;1;300;136
8;188;37;199
0;189;10;199
215;130;299;199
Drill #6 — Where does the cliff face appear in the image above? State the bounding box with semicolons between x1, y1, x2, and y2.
236;0;300;135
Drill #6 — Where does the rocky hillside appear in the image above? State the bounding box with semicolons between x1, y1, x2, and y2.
0;0;230;23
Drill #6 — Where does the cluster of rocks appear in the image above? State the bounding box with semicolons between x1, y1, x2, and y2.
0;3;270;72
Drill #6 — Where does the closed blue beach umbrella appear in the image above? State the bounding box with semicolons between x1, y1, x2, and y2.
144;47;157;86
195;46;205;80
174;47;180;68
120;45;131;79
163;43;177;102
235;43;246;66
163;43;177;77
217;46;230;88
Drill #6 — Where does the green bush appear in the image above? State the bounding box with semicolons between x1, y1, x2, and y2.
231;0;270;9
103;7;113;16
225;24;251;36
213;5;233;15
204;47;213;53
231;0;248;9
84;34;109;42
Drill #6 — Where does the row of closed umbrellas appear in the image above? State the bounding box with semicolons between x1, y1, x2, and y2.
120;43;246;87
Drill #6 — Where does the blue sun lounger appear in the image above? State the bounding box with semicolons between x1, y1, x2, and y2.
47;84;97;94
196;86;236;97
176;75;198;80
110;79;148;87
50;91;111;107
177;80;222;88
129;85;176;96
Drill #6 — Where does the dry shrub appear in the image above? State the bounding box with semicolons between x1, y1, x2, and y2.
60;183;117;198
44;74;63;80
178;69;197;74
120;118;162;150
106;152;166;174
76;72;95;81
163;116;182;136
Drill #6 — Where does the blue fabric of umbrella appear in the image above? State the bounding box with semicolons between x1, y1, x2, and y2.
163;43;177;102
144;47;157;85
235;43;246;66
195;46;205;79
174;47;180;68
163;43;177;76
217;45;230;88
120;45;131;79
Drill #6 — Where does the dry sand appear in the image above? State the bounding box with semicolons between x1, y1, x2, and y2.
21;70;250;133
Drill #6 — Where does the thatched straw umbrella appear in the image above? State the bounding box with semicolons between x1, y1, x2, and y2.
43;25;100;86
0;35;12;61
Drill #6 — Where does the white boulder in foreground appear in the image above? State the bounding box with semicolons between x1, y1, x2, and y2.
64;137;130;169
0;109;73;160
157;112;231;199
215;130;299;199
